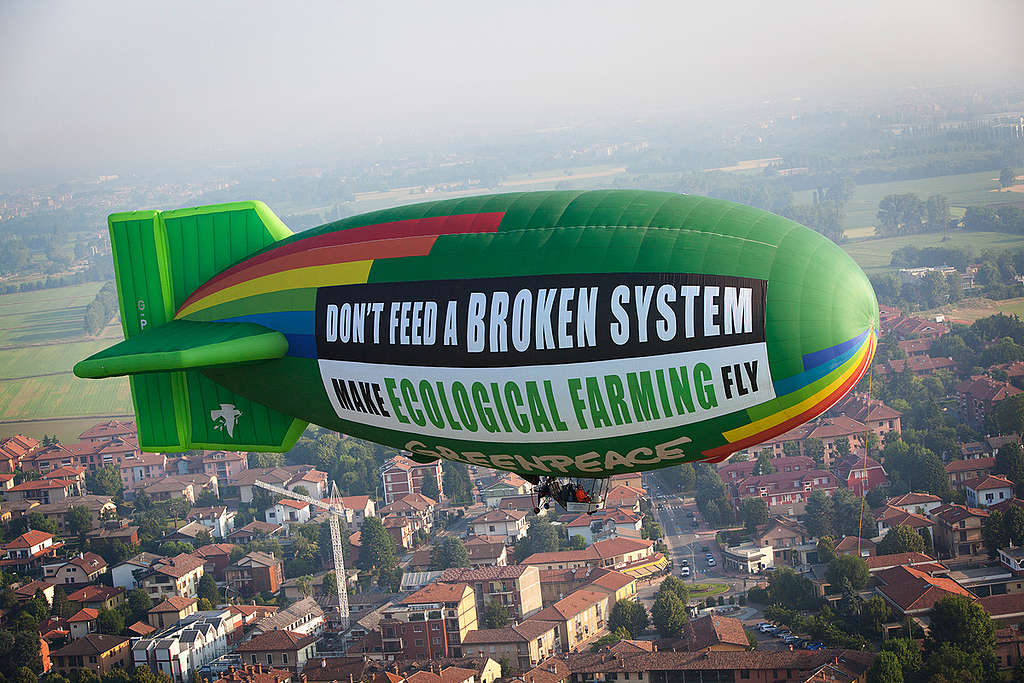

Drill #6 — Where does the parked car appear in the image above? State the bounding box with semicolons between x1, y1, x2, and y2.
775;630;793;639
706;557;717;567
680;566;691;578
755;623;773;632
805;642;825;650
783;635;801;645
761;625;780;634
680;558;689;566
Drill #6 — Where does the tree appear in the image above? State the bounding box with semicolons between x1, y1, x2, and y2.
197;573;220;605
431;536;469;570
97;608;125;635
741;497;769;534
804;438;825;466
11;667;37;683
66;506;93;537
880;637;923;682
866;651;903;683
514;517;560;562
926;194;951;234
816;536;837;564
481;599;511;629
378;566;403;593
356;517;397;572
834;437;851;460
1000;167;1017;189
651;591;687;637
26;512;56;534
124;589;153;625
994;443;1024;496
50;586;72;618
926;594;996;657
877;524;926;556
658;576;690;604
196;598;213;611
420;472;439;501
86;464;124;498
591;626;630;651
767;567;820;610
803;489;835;538
442;461;473;504
755;451;775;476
608;599;648;638
827;555;869;591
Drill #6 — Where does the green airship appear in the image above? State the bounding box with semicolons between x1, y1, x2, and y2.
75;190;878;480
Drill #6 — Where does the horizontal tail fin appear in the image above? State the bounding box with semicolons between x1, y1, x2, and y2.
97;203;306;452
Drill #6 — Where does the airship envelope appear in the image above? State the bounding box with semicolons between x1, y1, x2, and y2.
75;190;878;479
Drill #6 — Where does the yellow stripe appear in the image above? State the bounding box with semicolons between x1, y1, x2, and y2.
723;337;872;443
177;260;374;317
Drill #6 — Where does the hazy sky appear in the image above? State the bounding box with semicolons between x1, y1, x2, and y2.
2;0;1022;177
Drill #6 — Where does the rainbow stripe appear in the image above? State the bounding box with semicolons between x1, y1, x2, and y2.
174;212;505;319
702;328;876;460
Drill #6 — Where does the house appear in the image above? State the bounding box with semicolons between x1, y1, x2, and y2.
332;495;376;527
603;485;645;511
946;456;996;488
186;506;237;538
191;543;238;580
67;585;124;612
134;473;218;503
225;551;284;595
464;536;509;567
13;579;56;605
469;509;528;544
80;419;136;443
865;552;941;574
68;608;100;638
51;634;131;676
887;492;943;516
670;613;748;652
6;478;77;505
716;455;815;481
163;521;213;544
722;541;774;574
266;500;312;528
562;508;643;545
956;376;1023;429
751;516;817;567
210;666;292;683
132;610;241;683
0;435;40;473
530;588;610;652
965;474;1015;508
520;538;665;578
111;552;163;590
932;503;990;558
380;456;443;505
0;529;63;569
253;596;325;637
482;473;531;508
462;620;560;671
833;453;887;496
32;495;118;531
379;583;478;660
234;466;328;503
835;536;876;558
731;468;840;515
872;505;935;545
199;450;249;484
148;596;199;629
87;523;140;547
236;631;320;672
879;355;957;377
876;564;974;618
43;552;108;586
382;515;414;549
227;520;284;543
27;437;141;474
805;417;868;468
41;465;86;491
833;393;903;439
120;453;168;488
584;570;638;607
378;493;437;533
439;565;544;619
139;553;206;600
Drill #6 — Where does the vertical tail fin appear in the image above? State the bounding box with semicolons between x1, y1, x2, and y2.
107;202;305;452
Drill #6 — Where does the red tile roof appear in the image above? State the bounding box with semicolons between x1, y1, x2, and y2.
4;530;53;549
68;608;99;622
532;588;607;620
522;537;653;565
401;582;471;605
277;499;310;509
963;474;1015;491
67;585;122;603
236;630;318;651
150;596;197;612
8;479;75;491
945;457;996;474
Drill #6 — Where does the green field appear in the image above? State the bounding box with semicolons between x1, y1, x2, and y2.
795;170;1018;231
0;283;132;440
922;296;1024;323
841;231;1024;274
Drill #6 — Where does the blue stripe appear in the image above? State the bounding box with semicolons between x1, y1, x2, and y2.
802;328;870;371
216;311;314;336
773;337;865;397
284;333;317;358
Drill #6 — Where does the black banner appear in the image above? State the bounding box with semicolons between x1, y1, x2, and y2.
315;272;767;368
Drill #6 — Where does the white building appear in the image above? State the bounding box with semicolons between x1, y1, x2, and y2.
252;596;325;637
470;509;529;544
265;499;312;528
723;542;775;574
886;492;943;516
111;552;164;590
186;506;237;539
132;610;241;683
965;475;1015;508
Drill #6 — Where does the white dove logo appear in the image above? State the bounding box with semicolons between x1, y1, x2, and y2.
210;403;242;438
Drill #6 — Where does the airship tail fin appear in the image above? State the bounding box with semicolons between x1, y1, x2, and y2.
74;203;306;452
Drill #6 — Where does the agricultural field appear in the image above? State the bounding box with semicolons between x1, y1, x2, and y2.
0;282;131;439
795;170;1015;231
923;296;1024;324
840;231;1024;274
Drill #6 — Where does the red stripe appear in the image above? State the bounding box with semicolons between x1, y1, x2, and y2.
182;235;438;306
700;335;875;461
181;211;503;310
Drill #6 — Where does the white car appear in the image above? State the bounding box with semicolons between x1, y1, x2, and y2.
680;566;691;577
706;557;717;567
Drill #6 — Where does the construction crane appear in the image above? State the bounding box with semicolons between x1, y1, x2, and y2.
253;479;349;627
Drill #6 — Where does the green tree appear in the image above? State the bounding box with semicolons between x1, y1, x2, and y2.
880;637;923;681
514;517;561;562
420;472;439;501
834;437;851;460
86;464;124;498
804;438;825;466
866;651;903;683
378;566;403;593
50;586;72;618
196;598;212;611
995;443;1024;496
816;536;837;564
755;451;775;475
431;536;469;570
827;555;869;591
96;608;125;634
741;497;769;534
26;512;56;534
442;461;473;504
926;594;996;659
590;626;630;651
481;599;511;629
1000;167;1017;189
66;506;93;537
658;576;690;604
124;589;153;625
767;567;820;610
608;599;648;638
11;667;37;683
248;452;285;468
197;573;220;605
877;524;926;556
356;517;397;572
651;591;687;637
803;489;835;538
